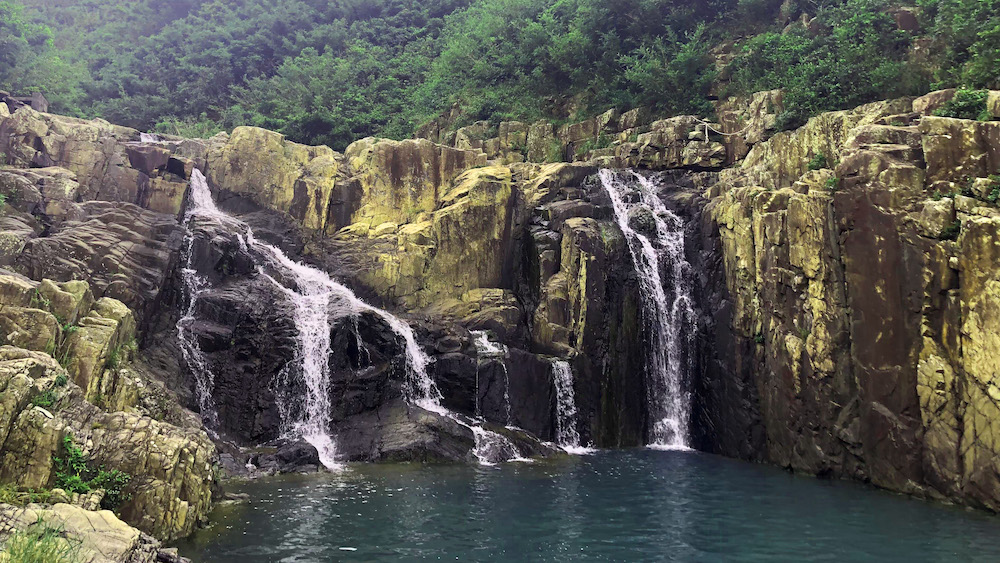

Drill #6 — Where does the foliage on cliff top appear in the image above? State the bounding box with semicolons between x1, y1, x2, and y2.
0;0;997;148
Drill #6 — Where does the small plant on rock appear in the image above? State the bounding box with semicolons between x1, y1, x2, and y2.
545;139;565;163
30;290;52;311
53;435;132;511
807;152;828;171
939;220;962;241
933;90;992;121
31;390;57;409
987;175;1000;204
0;518;81;563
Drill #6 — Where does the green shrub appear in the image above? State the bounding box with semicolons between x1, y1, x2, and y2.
808;152;829;171
0;483;17;504
52;436;131;511
88;469;132;509
825;176;840;191
0;519;81;563
729;0;917;131
940;220;962;240
544;139;565;163
31;390;57;409
987;175;1000;204
105;349;120;369
54;374;68;387
932;89;992;120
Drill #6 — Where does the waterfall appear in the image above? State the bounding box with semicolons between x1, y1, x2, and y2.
139;132;161;143
177;241;218;429
551;360;583;450
599;169;696;450
180;170;525;467
472;331;511;425
181;169;438;469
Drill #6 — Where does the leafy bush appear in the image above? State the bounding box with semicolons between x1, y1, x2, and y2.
808;152;829;171
917;0;1000;90
932;89;992;120
729;0;918;130
988;175;1000;204
939;220;962;240
53;435;131;511
30;390;57;408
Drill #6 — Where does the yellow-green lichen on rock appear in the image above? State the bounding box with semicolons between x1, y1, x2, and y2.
0;503;161;563
958;217;1000;505
207;126;341;232
740;98;912;189
363;165;514;307
0;347;215;541
341;137;487;231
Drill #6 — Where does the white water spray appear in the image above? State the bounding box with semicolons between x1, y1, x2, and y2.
599;169;696;450
472;331;512;425
180;170;525;467
551;360;582;449
182;169;440;469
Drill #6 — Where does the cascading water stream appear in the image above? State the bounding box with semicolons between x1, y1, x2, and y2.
599;169;696;450
180;170;524;467
472;330;512;425
551;360;582;450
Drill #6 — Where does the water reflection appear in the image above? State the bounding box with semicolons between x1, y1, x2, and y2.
177;451;1000;562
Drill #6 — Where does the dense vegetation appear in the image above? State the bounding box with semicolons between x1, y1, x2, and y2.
1;0;997;149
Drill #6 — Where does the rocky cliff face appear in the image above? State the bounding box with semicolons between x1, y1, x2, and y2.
1;84;1000;541
701;91;1000;510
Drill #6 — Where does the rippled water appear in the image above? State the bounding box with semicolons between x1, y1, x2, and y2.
176;450;1000;562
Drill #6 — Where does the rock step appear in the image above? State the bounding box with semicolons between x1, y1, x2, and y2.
874;112;923;127
855;142;924;164
847;123;923;149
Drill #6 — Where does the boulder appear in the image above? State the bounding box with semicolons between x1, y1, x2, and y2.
920;116;1000;184
126;145;171;175
913;198;956;238
340;137;487;232
206;126;341;232
0;307;60;352
913;89;957;115
0;503;164;563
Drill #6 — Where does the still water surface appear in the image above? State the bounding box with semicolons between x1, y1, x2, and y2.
176;450;1000;562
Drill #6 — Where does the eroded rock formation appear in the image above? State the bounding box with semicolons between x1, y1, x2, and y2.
1;86;1000;555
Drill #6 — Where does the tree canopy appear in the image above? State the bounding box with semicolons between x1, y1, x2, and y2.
1;0;996;149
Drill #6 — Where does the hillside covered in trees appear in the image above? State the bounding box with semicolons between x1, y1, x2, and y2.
1;0;998;150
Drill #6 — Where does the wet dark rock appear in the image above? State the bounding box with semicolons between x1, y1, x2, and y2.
250;440;321;474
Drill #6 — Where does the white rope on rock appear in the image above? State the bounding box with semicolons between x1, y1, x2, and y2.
694;117;753;138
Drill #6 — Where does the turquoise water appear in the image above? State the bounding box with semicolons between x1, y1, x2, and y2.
177;450;1000;562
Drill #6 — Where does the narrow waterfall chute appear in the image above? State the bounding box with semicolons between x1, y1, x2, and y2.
599;169;696;450
551;360;592;454
472;330;512;426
